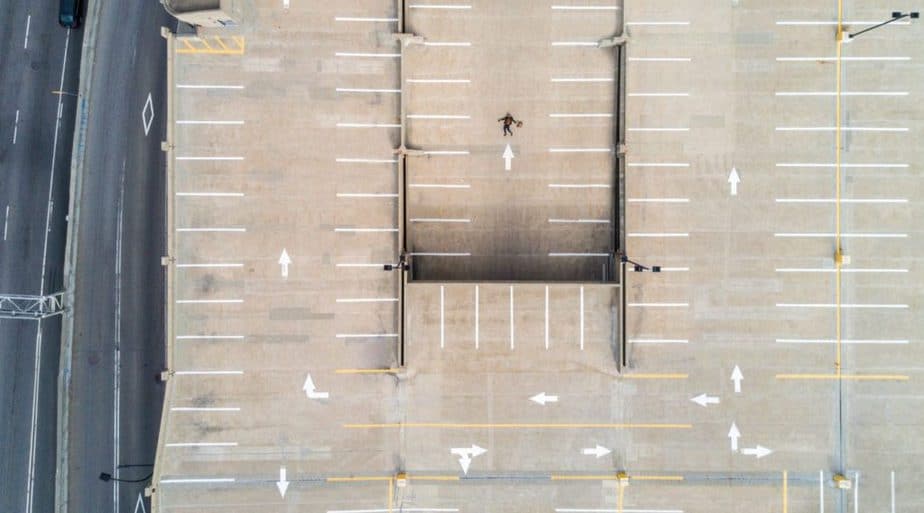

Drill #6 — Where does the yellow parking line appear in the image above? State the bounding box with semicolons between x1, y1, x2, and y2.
835;0;844;380
617;478;625;513
623;373;688;380
335;368;400;374
782;470;788;513
387;478;394;513
776;374;909;381
345;422;692;429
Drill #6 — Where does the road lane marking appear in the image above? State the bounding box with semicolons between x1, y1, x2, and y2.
551;77;614;82
336;263;397;268
626;21;690;26
176;84;244;89
408;114;471;119
440;286;445;349
783;471;789;513
776;303;907;308
113;167;126;513
633;267;688;272
854;472;860;513
475;286;480;349
777;163;907;168
550;113;612;118
777;56;910;62
891;471;895;513
776;91;908;96
176;120;245;125
12;109;19;144
777;20;912;25
336;158;397;164
551;5;620;10
628;92;689;97
176;156;244;161
165;442;238;447
628;233;689;237
3;205;8;240
579;286;584;350
628;198;689;203
549;252;609;257
409;252;471;256
776;339;908;345
552;41;598;47
776;126;907;132
628;57;691;62
335;368;400;374
627;162;689;168
24;15;31;48
549;147;611;153
337;193;398;198
409;4;473;9
550;184;610;189
628;127;690;132
410;184;470;189
424;41;472;47
344;422;693;429
328;510;458;513
623;373;688;379
556;509;682;513
335;228;399;233
423;151;470;156
820;470;824;513
774;233;906;238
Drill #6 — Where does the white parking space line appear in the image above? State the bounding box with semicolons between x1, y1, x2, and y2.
440;285;445;349
337;193;398;198
407;79;471;84
176;84;244;89
337;123;401;128
552;41;599;47
550;184;610;189
336;298;399;303
549;252;609;257
334;228;399;233
334;16;399;22
625;21;690;26
629;339;689;344
336;333;399;339
170;407;240;412
628;232;689;237
777;56;910;62
411;184;471;189
424;41;472;47
628;303;689;308
891;471;896;513
551;77;614;83
176;192;245;197
775;268;908;273
627;162;689;168
176;120;245;125
776;339;909;345
544;286;549;350
552;5;619;11
776;126;908;132
777;163;908;169
176;156;244;161
174;371;244;375
176;335;245;340
776;198;907;204
549;148;611;153
776;91;909;97
159;478;236;484
409;4;472;9
407;114;471;120
628;92;689;97
509;286;515;350
550;113;613;118
475;285;480;350
774;233;907;238
176;299;244;304
628;198;689;203
336;88;402;94
776;303;908;309
165;442;238;447
410;252;471;256
628;57;691;62
411;218;471;223
176;263;244;269
335;52;401;58
176;228;247;232
549;219;610;224
579;286;584;350
855;472;860;513
336;158;398;164
820;470;825;513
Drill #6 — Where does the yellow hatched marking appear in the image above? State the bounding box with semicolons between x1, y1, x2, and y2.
176;36;246;55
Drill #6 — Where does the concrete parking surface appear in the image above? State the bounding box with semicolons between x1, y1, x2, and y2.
152;1;924;513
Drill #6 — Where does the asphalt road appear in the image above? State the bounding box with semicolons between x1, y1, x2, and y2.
66;1;173;513
0;1;82;512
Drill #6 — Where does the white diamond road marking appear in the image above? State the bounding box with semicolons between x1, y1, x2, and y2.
142;92;154;136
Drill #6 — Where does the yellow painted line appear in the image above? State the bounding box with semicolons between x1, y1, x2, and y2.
326;476;393;483
214;36;231;51
345;423;693;429
782;470;788;513
835;0;844;380
617;479;625;513
335;368;400;374
387;478;394;513
180;39;195;50
623;373;688;380
234;36;246;52
776;374;909;381
200;38;215;51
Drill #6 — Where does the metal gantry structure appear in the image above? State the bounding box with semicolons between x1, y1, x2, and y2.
0;292;66;320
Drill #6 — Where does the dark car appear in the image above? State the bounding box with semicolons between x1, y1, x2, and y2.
59;0;82;28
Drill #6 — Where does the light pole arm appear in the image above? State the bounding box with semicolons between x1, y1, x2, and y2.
849;12;918;39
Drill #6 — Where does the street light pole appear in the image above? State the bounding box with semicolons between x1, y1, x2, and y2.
848;11;919;40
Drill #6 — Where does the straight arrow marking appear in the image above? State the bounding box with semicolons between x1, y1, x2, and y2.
728;167;741;196
530;392;559;405
731;365;743;393
279;248;291;278
503;144;514;171
728;422;740;452
691;393;720;407
741;445;773;459
276;467;289;497
581;444;611;458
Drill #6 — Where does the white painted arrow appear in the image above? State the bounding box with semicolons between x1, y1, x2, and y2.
691;393;720;407
276;467;289;497
133;493;147;513
283;0;290;8
279;249;291;278
728;422;740;452
731;365;743;394
450;444;486;474
503;144;515;171
741;445;773;459
529;392;559;406
581;444;612;458
728;167;740;196
302;373;329;399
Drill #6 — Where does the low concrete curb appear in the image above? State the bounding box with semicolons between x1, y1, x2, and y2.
55;0;103;511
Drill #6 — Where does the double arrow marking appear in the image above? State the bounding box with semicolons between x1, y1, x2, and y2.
450;444;487;474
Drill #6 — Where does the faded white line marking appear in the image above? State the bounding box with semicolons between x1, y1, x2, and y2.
176;84;245;89
176;192;244;197
176;263;244;269
509;286;515;350
776;339;908;345
628;232;689;238
549;219;610;224
549;252;609;257
628;198;689;203
440;285;445;349
334;16;399;22
165;442;238;447
176;120;245;125
628;302;689;308
336;333;399;339
629;339;689;344
774;233;906;238
171;407;241;412
776;303;907;309
410;184;471;189
407;79;471;84
579;286;584;350
550;184;610;189
159;478;236;484
176;228;246;232
411;218;471;223
176;335;245;340
335;52;401;58
474;285;480;350
176;299;244;304
336;88;401;94
775;268;907;273
174;371;244;376
551;77;614;82
545;286;550;350
336;298;399;303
